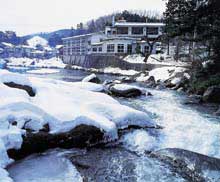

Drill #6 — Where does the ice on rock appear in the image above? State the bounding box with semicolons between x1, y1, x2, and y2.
8;151;83;182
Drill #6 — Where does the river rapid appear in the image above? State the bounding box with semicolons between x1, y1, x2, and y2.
6;67;220;182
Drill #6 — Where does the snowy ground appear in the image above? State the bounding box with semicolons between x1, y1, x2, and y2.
0;69;156;181
7;57;65;69
136;66;187;82
123;54;189;67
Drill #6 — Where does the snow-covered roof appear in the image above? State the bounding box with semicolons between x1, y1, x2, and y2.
44;46;53;51
63;32;104;40
91;42;104;46
31;50;44;54
55;45;63;49
1;42;14;47
114;22;165;27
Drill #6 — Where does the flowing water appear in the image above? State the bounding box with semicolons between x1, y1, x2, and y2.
6;67;220;182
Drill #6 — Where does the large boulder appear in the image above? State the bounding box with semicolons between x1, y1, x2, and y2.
8;124;104;160
145;76;156;87
107;84;143;98
202;86;220;103
152;148;220;182
82;74;101;84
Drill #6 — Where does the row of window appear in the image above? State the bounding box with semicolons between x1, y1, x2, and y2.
106;44;132;53
116;27;159;35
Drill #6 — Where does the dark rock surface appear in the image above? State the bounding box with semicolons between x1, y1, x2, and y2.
8;124;104;160
107;84;143;98
69;147;186;182
4;82;36;97
203;86;220;103
152;148;220;182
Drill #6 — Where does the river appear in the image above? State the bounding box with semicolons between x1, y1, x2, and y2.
6;67;220;182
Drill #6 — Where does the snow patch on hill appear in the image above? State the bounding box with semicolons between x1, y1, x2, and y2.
27;36;48;48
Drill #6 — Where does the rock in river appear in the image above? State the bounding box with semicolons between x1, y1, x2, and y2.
202;86;220;103
107;84;144;98
82;73;101;84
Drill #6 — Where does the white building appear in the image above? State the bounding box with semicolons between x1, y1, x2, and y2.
63;19;165;58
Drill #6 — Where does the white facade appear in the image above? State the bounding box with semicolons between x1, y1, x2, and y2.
63;21;165;56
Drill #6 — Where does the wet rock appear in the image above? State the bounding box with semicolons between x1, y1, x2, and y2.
69;147;186;182
107;84;143;98
82;74;101;84
145;76;156;87
213;106;220;116
4;82;36;97
202;86;220;103
184;95;202;105
7;124;104;160
152;148;220;182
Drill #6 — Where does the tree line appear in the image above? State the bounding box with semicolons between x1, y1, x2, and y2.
164;0;220;72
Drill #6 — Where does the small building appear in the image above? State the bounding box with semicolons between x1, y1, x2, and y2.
62;19;165;64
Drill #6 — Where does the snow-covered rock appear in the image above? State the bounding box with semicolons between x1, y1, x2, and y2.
82;73;101;84
0;70;156;179
103;67;138;76
107;84;144;98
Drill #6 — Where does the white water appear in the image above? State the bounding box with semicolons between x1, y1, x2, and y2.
122;89;220;158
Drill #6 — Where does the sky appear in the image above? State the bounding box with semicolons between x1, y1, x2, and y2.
0;0;166;36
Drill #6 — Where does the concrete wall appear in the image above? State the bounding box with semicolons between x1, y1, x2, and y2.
63;54;169;72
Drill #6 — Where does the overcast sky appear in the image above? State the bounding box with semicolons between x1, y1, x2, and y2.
0;0;166;36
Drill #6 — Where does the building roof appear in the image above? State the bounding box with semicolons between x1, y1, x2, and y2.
1;42;14;47
62;32;103;40
114;22;165;27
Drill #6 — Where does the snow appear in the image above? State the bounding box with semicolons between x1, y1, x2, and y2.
7;57;66;69
1;42;14;48
0;70;157;181
27;36;48;48
111;84;141;91
0;69;33;87
82;73;97;82
103;67;138;76
71;82;104;92
124;54;145;63
27;68;60;74
0;59;6;69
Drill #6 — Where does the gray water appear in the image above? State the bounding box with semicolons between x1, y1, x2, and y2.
6;67;220;182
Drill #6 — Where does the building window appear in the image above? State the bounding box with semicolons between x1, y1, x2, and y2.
127;44;132;54
107;44;115;53
92;47;97;52
117;44;124;53
147;27;158;35
99;47;102;52
117;27;128;34
144;46;150;53
132;27;143;35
